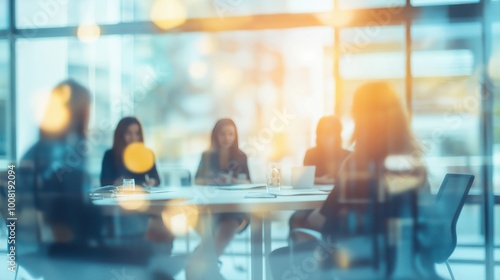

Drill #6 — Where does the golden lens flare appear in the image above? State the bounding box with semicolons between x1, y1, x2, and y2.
150;0;187;31
77;23;101;44
123;142;155;173
40;85;71;135
161;204;199;236
117;186;149;211
335;248;350;269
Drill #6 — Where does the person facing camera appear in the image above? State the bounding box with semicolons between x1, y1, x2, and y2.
187;118;250;280
289;115;351;242
195;118;251;185
304;115;351;185
100;116;160;187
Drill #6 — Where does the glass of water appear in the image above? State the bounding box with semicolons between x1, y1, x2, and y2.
266;164;281;193
122;178;135;191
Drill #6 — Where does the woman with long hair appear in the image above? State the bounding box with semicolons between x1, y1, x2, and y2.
100;116;160;187
305;115;351;184
289;115;351;241
195;118;250;185
188;118;250;280
270;82;429;279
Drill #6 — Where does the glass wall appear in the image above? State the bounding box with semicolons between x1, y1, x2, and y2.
16;27;334;185
0;40;7;158
0;0;6;30
6;0;500;279
15;0;333;29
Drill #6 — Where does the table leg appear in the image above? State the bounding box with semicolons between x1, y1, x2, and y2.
264;218;272;280
251;215;263;280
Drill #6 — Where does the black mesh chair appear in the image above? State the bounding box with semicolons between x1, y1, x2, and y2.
430;173;475;280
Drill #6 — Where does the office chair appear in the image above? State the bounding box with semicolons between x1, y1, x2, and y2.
284;173;475;280
431;173;475;280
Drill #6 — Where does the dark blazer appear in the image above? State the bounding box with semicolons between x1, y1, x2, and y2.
195;149;251;185
100;149;160;187
303;147;351;178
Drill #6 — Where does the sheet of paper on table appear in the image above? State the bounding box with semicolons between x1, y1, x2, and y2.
216;183;266;190
269;190;329;196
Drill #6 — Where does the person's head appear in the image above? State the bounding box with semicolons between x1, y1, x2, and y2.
351;82;418;161
112;117;145;162
315;115;343;152
210;118;239;153
39;79;91;140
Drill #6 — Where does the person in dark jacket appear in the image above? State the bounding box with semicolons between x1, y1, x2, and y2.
289;115;351;242
100;116;160;187
188;118;250;280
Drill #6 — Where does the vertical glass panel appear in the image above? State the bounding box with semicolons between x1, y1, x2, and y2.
338;25;405;134
16;0;333;28
0;40;7;158
16;37;124;186
128;27;334;183
16;27;333;185
0;0;7;29
490;0;500;257
412;21;484;278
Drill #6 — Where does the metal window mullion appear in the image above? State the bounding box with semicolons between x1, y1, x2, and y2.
7;0;17;162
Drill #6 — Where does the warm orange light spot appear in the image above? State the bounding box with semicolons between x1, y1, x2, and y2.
150;0;187;31
117;186;149;211
336;248;350;269
77;23;101;44
123;143;155;173
40;85;71;135
315;12;353;27
161;204;199;235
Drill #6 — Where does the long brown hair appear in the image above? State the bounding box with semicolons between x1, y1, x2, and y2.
210;118;240;155
315;115;343;151
112;117;145;165
350;82;420;161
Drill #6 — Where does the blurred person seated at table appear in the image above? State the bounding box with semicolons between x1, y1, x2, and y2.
188;118;250;280
289;115;351;242
195;118;251;185
305;115;351;185
100;116;173;249
17;79;106;252
100;116;160;187
269;82;432;279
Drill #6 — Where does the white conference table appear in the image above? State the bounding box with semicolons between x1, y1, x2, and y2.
93;185;332;280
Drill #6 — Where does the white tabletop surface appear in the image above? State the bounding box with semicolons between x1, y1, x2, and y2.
92;185;333;214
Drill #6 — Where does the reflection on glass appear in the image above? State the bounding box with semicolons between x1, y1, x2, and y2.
15;0;333;28
338;0;405;9
412;22;482;249
0;41;7;157
338;26;405;121
16;27;334;186
0;1;6;30
411;0;479;6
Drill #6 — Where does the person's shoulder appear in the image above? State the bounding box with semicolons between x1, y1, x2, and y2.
305;147;320;158
103;149;113;159
235;149;248;160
